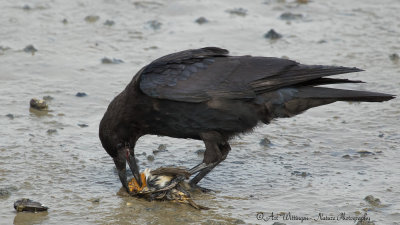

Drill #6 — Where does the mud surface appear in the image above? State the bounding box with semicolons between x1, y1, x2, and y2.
1;0;399;224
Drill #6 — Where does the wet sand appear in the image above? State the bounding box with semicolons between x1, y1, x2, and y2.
1;0;399;224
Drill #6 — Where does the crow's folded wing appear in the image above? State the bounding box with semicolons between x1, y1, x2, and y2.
139;47;361;103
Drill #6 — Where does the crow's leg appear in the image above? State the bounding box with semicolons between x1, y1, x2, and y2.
189;132;230;191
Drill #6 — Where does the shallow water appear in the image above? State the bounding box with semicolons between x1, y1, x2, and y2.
1;0;399;224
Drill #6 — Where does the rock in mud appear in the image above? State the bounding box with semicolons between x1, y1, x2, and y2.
101;57;124;64
47;129;57;135
280;12;303;20
0;189;11;198
30;98;48;110
75;92;87;97
62;18;68;24
357;150;375;157
226;8;247;16
147;155;155;161
104;20;115;26
389;53;399;62
22;4;31;10
195;17;209;24
23;45;37;54
364;195;382;207
77;123;88;128
85;15;100;23
259;137;271;146
195;149;205;156
264;29;282;40
153;144;167;154
145;20;162;30
14;198;48;212
291;171;311;177
6;114;14;119
43;95;54;101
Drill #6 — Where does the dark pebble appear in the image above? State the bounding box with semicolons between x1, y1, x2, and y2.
342;154;351;159
195;17;208;24
6;114;14;119
147;155;155;161
30;98;48;110
47;129;57;135
226;8;247;16
195;149;205;156
389;53;399;62
104;20;115;26
378;133;384;138
75;92;87;97
291;171;311;177
62;18;68;24
23;45;37;54
22;5;31;10
264;29;282;40
280;12;303;20
85;15;100;23
146;20;162;30
272;222;286;225
14;198;48;212
0;189;11;198
77;123;88;128
43;95;54;101
259;137;271;146
364;195;381;207
357;150;375;157
101;57;124;64
91;198;100;203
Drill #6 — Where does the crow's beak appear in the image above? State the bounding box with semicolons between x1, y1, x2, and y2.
126;148;142;188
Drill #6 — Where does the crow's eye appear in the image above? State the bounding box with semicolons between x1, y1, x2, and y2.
116;143;123;149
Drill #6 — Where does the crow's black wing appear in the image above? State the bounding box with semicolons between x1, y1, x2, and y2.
139;47;361;103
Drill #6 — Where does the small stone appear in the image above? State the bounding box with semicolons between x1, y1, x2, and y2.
30;98;48;110
78;123;88;128
357;150;375;157
75;92;87;97
22;5;31;10
147;155;155;161
280;12;303;20
5;114;14;119
264;29;282;40
195;17;208;24
47;129;57;135
296;0;309;3
389;53;399;62
62;18;68;24
259;137;271;146
153;144;167;154
356;221;375;225
145;20;162;30
342;154;351;159
0;189;11;198
364;195;381;207
85;15;100;23
91;198;100;203
43;95;54;101
291;171;311;177
104;20;115;26
272;222;286;225
378;133;384;138
14;199;48;212
101;57;124;64
226;8;247;16
195;149;205;156
23;45;37;54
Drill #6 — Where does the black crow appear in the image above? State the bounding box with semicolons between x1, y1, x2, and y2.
99;47;394;193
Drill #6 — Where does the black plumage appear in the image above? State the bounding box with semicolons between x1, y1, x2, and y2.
99;47;394;193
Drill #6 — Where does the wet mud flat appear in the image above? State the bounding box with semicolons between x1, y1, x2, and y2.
1;0;400;224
